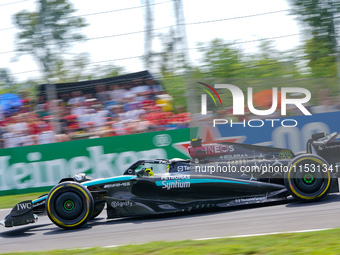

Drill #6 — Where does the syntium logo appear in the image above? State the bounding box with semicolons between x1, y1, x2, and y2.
199;83;311;116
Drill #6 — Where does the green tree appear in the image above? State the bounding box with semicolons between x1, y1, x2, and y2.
197;39;301;79
156;29;190;77
303;37;337;77
37;51;125;83
0;68;15;88
197;38;246;79
12;0;88;81
160;39;305;111
88;64;125;80
158;29;176;76
243;41;302;78
289;0;340;77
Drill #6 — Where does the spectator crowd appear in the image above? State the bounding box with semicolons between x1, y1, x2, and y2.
0;78;190;148
1;79;338;150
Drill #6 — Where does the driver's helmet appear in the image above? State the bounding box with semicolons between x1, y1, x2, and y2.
144;168;154;176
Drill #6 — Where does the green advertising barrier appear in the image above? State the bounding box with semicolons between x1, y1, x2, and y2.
0;128;193;195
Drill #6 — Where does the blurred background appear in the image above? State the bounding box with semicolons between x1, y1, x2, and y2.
0;0;339;148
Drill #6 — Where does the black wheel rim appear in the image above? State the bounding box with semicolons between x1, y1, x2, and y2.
290;161;329;197
51;189;87;223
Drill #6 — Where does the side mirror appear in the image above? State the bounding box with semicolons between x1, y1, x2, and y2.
312;132;325;141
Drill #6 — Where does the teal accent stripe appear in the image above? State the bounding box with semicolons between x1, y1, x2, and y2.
32;176;134;204
155;179;249;186
83;176;135;187
32;177;247;204
33;196;47;204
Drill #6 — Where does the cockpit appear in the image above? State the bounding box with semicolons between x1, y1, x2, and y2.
123;158;191;176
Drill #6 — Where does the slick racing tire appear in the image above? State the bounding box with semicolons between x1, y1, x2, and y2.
47;181;94;229
284;154;332;202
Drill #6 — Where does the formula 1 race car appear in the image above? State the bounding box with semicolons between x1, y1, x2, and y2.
1;132;339;229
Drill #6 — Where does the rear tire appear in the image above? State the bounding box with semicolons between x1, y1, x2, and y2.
47;182;94;229
90;203;105;220
284;155;332;202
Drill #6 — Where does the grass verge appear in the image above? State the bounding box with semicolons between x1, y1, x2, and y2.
0;192;46;209
2;228;340;254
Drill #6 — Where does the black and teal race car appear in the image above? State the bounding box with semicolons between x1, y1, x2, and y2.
1;132;339;229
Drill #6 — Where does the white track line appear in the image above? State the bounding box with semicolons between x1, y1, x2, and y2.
193;228;333;241
77;228;334;251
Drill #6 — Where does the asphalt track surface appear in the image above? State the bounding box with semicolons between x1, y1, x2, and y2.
1;194;340;253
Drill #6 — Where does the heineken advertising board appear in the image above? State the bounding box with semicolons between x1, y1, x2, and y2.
0;129;192;195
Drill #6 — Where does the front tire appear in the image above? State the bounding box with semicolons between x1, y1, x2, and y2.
285;154;332;202
47;182;94;229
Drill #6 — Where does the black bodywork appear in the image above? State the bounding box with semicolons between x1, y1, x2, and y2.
1;132;340;229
